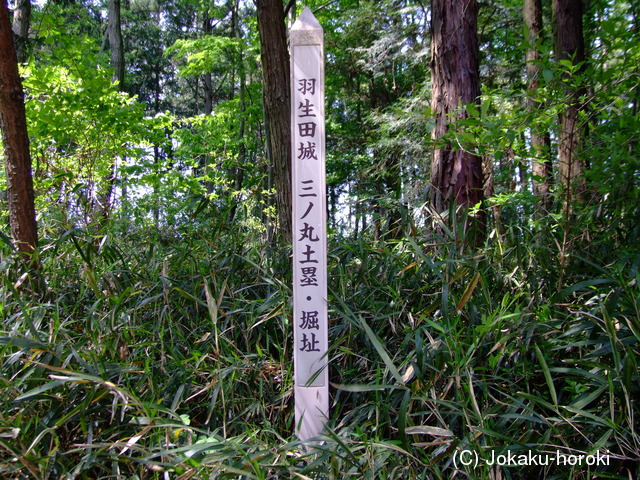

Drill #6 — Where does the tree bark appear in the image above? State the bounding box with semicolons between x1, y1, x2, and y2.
202;15;213;115
108;0;125;88
0;0;38;256
98;0;125;225
11;0;30;64
524;0;553;210
429;0;485;244
227;0;246;223
256;0;292;242
553;0;587;202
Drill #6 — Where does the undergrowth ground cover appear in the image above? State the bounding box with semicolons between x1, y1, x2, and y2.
1;210;639;480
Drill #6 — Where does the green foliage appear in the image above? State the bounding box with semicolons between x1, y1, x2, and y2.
23;60;148;225
166;36;241;78
2;0;640;478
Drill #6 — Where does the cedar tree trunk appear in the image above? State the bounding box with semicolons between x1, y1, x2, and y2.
429;0;485;244
553;0;587;202
0;0;38;256
256;0;292;241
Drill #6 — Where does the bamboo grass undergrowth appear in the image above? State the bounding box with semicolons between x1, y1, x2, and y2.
1;213;639;479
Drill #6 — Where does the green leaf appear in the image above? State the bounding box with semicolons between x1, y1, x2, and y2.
405;426;453;437
535;344;558;406
14;379;68;402
359;316;405;385
553;278;616;302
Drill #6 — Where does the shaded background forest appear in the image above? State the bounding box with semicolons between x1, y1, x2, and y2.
1;0;640;479
4;0;639;247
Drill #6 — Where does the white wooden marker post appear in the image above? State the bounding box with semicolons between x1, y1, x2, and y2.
291;7;329;441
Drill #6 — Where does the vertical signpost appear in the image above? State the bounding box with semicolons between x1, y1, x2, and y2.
291;7;328;441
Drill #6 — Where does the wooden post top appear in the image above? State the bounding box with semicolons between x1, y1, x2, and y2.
290;7;323;46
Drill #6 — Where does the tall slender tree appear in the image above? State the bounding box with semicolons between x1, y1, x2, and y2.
202;13;214;115
228;0;247;223
11;0;30;64
0;0;38;257
525;0;553;210
429;0;484;244
553;0;587;203
100;0;126;223
108;0;125;88
256;0;291;241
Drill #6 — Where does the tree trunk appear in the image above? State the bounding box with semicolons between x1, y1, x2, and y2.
227;0;246;223
256;0;292;242
429;0;485;245
524;0;553;210
553;0;587;203
97;0;125;226
0;0;38;256
11;0;30;64
108;0;125;88
202;15;213;115
630;7;639;157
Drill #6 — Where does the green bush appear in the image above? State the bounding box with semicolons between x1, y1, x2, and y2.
1;210;639;479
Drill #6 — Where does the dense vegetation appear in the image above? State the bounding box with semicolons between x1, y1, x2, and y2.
1;0;639;478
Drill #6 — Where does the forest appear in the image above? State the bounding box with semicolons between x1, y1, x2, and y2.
0;0;639;478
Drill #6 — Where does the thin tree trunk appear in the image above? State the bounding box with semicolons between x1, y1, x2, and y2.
524;0;553;210
256;0;292;242
202;15;213;115
97;0;125;226
0;0;38;257
429;0;485;245
198;14;215;196
630;8;639;157
108;0;125;87
11;0;31;64
228;0;246;224
153;145;160;224
553;0;587;203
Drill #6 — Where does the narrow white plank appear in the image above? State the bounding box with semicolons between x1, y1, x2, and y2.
291;7;328;442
